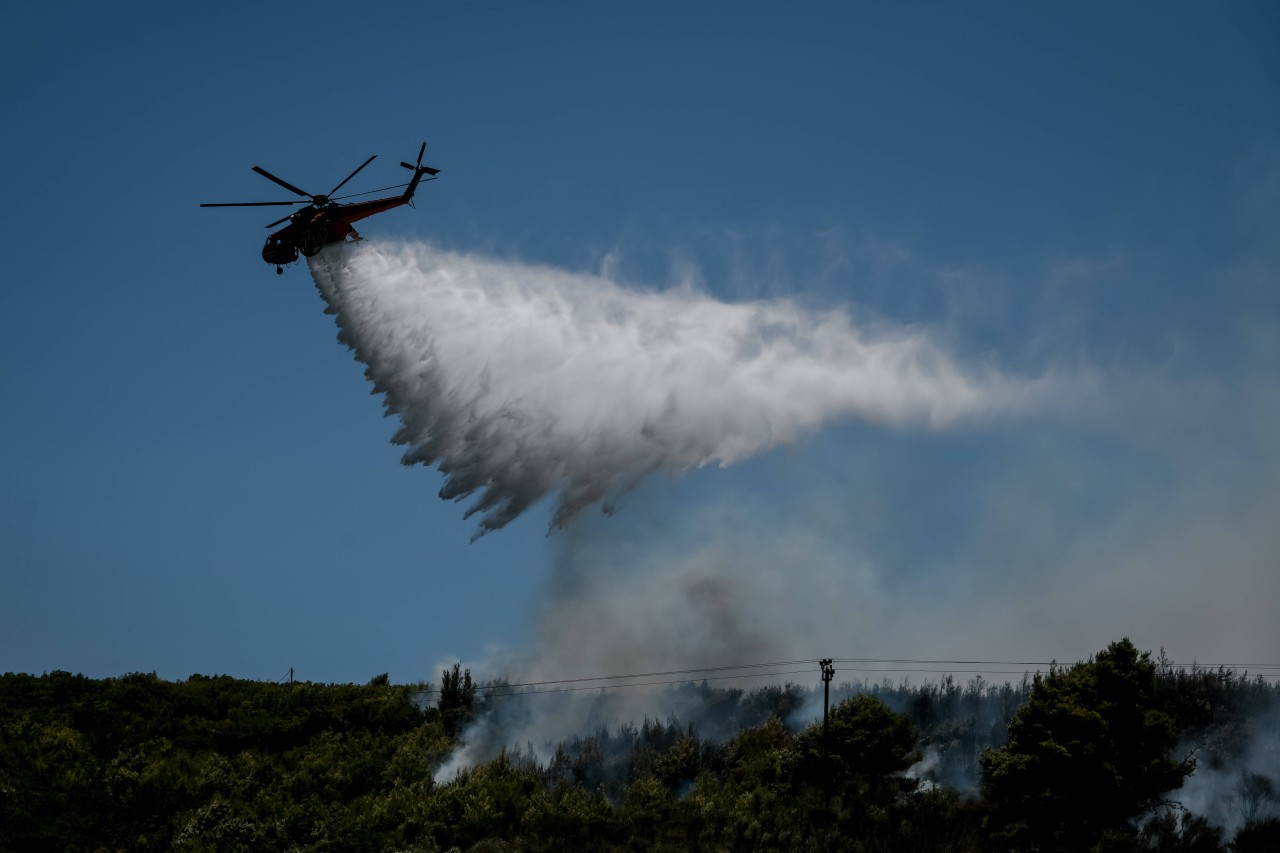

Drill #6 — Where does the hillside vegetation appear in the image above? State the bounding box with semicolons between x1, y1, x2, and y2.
2;639;1277;852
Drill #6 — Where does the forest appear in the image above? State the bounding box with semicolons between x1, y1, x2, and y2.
1;639;1278;852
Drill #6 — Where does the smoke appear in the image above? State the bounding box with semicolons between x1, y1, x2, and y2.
1172;698;1280;836
429;504;868;780
308;240;1052;536
415;371;1280;781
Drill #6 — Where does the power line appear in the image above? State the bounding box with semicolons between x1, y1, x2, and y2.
465;667;820;699
837;666;1280;677
838;668;1043;676
414;658;823;696
411;655;1280;698
835;658;1054;666
834;657;1280;669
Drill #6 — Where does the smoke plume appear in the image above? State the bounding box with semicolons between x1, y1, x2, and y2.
308;241;1047;536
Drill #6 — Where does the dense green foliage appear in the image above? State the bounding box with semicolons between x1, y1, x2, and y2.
982;639;1191;849
0;670;451;850
2;640;1277;852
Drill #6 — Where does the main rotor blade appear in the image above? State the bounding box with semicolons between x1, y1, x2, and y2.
200;200;306;207
252;166;312;199
328;154;377;196
264;212;297;228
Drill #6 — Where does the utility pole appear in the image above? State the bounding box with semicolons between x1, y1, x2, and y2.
288;667;294;685
820;658;835;760
820;658;835;796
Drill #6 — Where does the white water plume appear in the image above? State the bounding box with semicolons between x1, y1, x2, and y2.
308;241;1047;536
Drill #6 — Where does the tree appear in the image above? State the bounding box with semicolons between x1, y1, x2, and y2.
439;663;475;737
981;638;1192;851
791;694;918;784
1232;818;1280;853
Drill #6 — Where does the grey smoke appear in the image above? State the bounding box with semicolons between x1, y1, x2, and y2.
308;241;1051;536
1173;698;1280;836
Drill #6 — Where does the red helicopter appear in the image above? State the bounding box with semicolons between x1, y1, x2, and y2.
201;142;440;274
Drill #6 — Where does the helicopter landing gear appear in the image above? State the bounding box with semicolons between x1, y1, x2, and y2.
276;266;284;275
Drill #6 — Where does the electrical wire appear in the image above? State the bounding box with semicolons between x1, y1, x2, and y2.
415;658;823;696
467;667;819;699
409;655;1280;698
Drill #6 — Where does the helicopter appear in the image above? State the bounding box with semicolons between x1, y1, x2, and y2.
200;142;440;274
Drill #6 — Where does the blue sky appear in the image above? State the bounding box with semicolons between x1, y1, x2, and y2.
2;2;1277;685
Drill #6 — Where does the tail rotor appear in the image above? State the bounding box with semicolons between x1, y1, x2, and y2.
402;141;440;176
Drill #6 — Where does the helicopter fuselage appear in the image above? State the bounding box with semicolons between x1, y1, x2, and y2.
262;189;423;266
